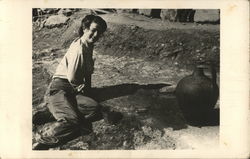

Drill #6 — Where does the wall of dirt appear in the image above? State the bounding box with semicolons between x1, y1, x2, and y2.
96;23;220;68
58;22;220;69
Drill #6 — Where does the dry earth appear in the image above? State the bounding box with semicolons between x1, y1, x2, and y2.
32;10;220;150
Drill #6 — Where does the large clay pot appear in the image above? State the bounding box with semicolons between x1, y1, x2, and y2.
175;65;219;126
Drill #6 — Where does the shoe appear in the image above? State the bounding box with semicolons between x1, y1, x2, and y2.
32;142;51;150
33;121;83;150
33;132;60;150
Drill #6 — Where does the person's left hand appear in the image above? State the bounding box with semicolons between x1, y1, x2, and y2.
77;84;85;93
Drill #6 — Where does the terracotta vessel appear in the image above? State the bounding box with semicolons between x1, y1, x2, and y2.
175;65;219;126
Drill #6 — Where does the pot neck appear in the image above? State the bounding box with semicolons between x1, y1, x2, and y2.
193;67;205;76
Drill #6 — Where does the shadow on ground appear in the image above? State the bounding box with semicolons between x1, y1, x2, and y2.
87;83;219;130
80;83;187;130
34;82;219;130
33;82;219;150
88;83;170;102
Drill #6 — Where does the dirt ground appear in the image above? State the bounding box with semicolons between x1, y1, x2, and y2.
32;10;220;150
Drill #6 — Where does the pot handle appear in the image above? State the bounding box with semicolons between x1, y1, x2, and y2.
210;63;217;85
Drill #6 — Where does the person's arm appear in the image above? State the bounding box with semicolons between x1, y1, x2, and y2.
66;47;84;85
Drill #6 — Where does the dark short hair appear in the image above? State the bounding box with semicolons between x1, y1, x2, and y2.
78;14;107;37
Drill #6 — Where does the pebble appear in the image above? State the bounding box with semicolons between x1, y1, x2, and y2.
123;141;128;146
211;46;218;52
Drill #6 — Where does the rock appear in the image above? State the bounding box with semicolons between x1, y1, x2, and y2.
194;9;220;23
40;8;60;14
179;9;196;22
139;9;161;18
130;25;139;30
116;9;138;14
138;9;152;17
211;46;219;52
60;19;81;47
45;15;69;28
161;9;195;22
58;8;73;16
160;9;178;22
67;141;89;150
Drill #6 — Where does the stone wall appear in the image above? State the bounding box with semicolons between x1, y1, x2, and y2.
194;9;220;23
136;9;219;23
33;8;220;23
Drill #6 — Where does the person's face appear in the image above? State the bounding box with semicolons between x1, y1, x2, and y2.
82;22;102;45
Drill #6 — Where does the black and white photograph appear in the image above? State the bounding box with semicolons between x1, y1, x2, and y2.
0;0;249;158
32;8;221;150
